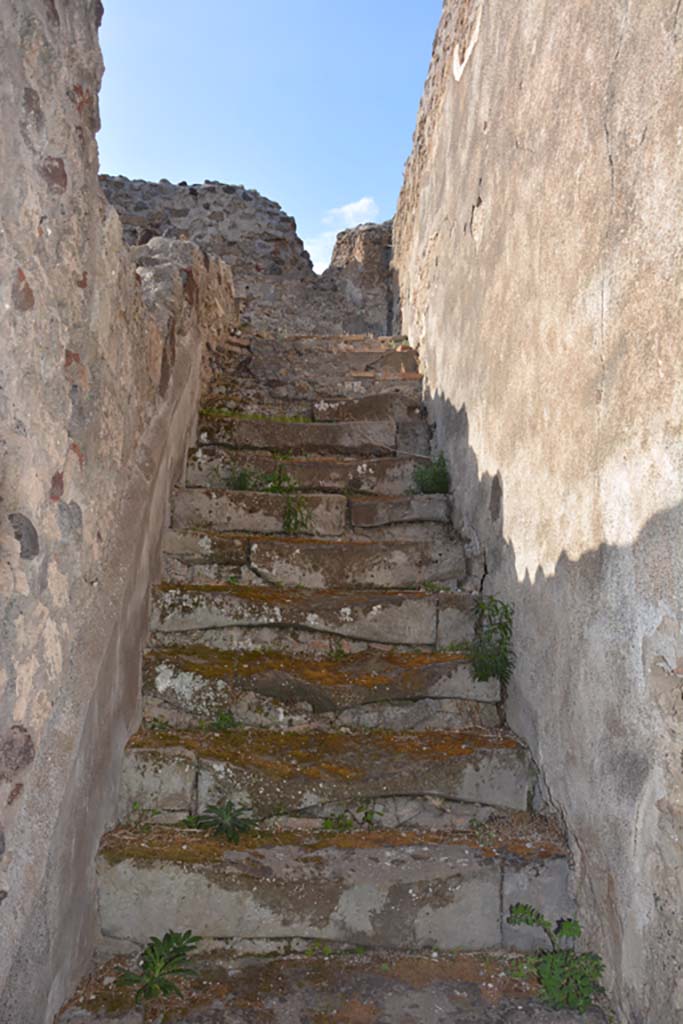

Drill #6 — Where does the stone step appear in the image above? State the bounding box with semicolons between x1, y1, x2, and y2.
196;416;397;456
143;647;501;732
201;389;422;428
271;333;411;351
162;530;466;589
207;372;423;404
186;447;422;495
312;391;422;422
95;817;571;953
58;947;606;1024
349;493;450;529
171;488;347;536
247;341;420;389
250;535;464;590
119;725;532;820
150;583;475;650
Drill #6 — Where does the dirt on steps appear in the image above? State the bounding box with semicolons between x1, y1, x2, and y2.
57;947;608;1023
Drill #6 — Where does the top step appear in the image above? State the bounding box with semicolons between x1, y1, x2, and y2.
248;338;419;385
206;337;422;402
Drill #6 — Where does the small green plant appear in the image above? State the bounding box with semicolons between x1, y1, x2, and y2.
414;453;450;495
263;462;298;494
116;929;200;1002
208;710;238;731
422;580;450;593
507;904;605;1013
224;462;297;494
447;595;515;685
225;466;257;491
471;595;515;684
184;802;253;842
282;492;311;534
322;811;355;833
356;801;384;827
304;940;334;957
468;816;495;843
147;717;172;733
328;638;348;662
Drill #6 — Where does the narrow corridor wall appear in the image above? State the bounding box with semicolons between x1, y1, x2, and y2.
0;3;237;1020
394;2;683;1021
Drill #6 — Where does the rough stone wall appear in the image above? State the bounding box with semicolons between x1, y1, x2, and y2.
394;2;683;1022
0;3;237;1021
101;176;395;338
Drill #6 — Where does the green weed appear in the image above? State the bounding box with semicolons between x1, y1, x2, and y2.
506;904;605;1013
183;802;253;842
208;711;238;732
414;453;450;494
322;811;355;833
282;493;311;534
447;595;515;685
116;930;200;1002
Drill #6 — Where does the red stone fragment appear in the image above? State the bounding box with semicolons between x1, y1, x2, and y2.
49;471;64;501
11;269;34;312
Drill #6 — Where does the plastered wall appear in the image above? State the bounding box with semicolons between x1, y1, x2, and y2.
394;2;683;1021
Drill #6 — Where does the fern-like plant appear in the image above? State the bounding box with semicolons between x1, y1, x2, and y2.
184;801;253;841
471;595;515;684
507;903;605;1013
116;929;200;1002
413;453;450;494
282;492;311;534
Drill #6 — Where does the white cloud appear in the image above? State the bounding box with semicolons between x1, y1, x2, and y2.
304;196;380;274
322;196;380;228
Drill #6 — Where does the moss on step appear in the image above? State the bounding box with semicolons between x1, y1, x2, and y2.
156;581;436;603
144;645;471;691
100;811;566;868
127;726;519;782
59;948;544;1021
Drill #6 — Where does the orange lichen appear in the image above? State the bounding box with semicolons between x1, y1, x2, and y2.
127;726;519;779
144;645;472;695
100;811;566;868
57;949;541;1021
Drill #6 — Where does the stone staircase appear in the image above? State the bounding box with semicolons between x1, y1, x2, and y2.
58;334;604;1022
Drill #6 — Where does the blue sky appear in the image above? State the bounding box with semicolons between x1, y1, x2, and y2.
97;1;442;270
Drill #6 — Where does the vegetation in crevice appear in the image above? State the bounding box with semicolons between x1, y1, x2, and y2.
506;904;605;1013
282;492;311;534
116;930;200;1002
413;452;450;494
445;595;515;685
183;801;253;842
224;461;298;494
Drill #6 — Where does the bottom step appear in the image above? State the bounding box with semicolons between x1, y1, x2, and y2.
96;817;571;952
58;949;607;1023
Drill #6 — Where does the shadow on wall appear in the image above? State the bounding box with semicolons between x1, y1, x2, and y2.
427;388;683;1024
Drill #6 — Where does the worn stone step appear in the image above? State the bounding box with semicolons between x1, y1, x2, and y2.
171;488;346;536
272;333;410;351
58;947;606;1024
95;817;571;954
186;447;421;495
197;416;397;456
349;492;450;528
143;647;501;731
118;725;531;819
150;583;474;649
312;390;422;422
250;535;465;590
247;341;420;389
207;372;423;404
163;530;466;589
